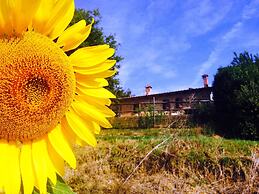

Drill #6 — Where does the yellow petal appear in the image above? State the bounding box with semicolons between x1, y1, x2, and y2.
92;122;101;134
47;140;65;177
65;110;97;146
74;60;116;75
76;70;117;80
72;100;112;128
0;0;41;35
4;143;21;194
0;1;17;34
67;119;101;135
76;78;108;88
77;86;116;99
76;93;112;106
96;78;109;87
61;116;86;146
57;19;93;51
47;0;75;39
97;106;116;118
46;154;57;186
33;0;74;39
70;45;115;68
21;143;35;194
48;124;76;169
75;95;115;117
60;117;77;145
32;138;48;194
0;7;5;34
14;0;41;33
32;0;55;34
1;2;16;34
0;141;7;189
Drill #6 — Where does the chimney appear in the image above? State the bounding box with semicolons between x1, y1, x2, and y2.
145;84;152;95
202;74;209;88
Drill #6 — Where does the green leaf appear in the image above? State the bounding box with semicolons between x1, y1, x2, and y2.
32;175;75;194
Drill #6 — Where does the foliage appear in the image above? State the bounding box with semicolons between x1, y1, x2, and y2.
33;175;75;194
213;51;259;139
109;114;190;129
137;105;155;129
69;9;131;98
191;103;215;135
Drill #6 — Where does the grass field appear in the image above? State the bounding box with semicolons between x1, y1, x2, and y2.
65;128;259;194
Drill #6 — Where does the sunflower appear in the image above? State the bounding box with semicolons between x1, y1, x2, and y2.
0;1;116;194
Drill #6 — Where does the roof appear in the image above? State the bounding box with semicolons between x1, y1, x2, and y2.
119;87;212;100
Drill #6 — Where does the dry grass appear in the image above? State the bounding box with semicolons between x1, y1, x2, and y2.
65;128;259;194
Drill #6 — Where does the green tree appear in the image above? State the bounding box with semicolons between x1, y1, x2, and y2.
69;9;131;98
213;51;259;140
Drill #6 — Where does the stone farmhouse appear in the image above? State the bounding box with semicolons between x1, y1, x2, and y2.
112;75;213;117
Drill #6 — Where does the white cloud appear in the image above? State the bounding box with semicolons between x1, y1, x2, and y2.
118;0;233;93
192;22;244;86
146;0;176;17
242;0;259;19
148;63;176;79
119;62;133;88
164;70;177;79
79;0;259;95
192;0;259;87
168;37;191;54
180;0;233;36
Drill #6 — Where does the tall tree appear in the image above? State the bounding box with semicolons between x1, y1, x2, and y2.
213;51;259;140
69;9;131;98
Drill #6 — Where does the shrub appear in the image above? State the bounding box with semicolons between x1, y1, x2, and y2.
109;115;190;129
109;117;139;129
191;103;215;135
213;52;259;140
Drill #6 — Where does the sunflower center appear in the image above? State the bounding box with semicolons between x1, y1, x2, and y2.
25;76;50;105
0;31;76;142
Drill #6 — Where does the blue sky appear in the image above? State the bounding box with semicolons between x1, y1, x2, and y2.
75;0;259;96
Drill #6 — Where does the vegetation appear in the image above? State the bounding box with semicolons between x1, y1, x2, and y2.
191;103;216;135
66;128;259;193
213;52;259;140
70;9;131;98
109;114;190;129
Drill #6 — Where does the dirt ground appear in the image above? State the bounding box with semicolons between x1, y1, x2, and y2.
66;128;259;194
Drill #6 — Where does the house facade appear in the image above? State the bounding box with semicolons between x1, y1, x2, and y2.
112;87;213;117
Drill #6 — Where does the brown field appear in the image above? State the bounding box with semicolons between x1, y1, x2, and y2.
65;128;259;194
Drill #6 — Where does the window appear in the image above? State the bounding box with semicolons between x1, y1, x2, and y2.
162;99;170;111
175;98;182;109
133;104;139;113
